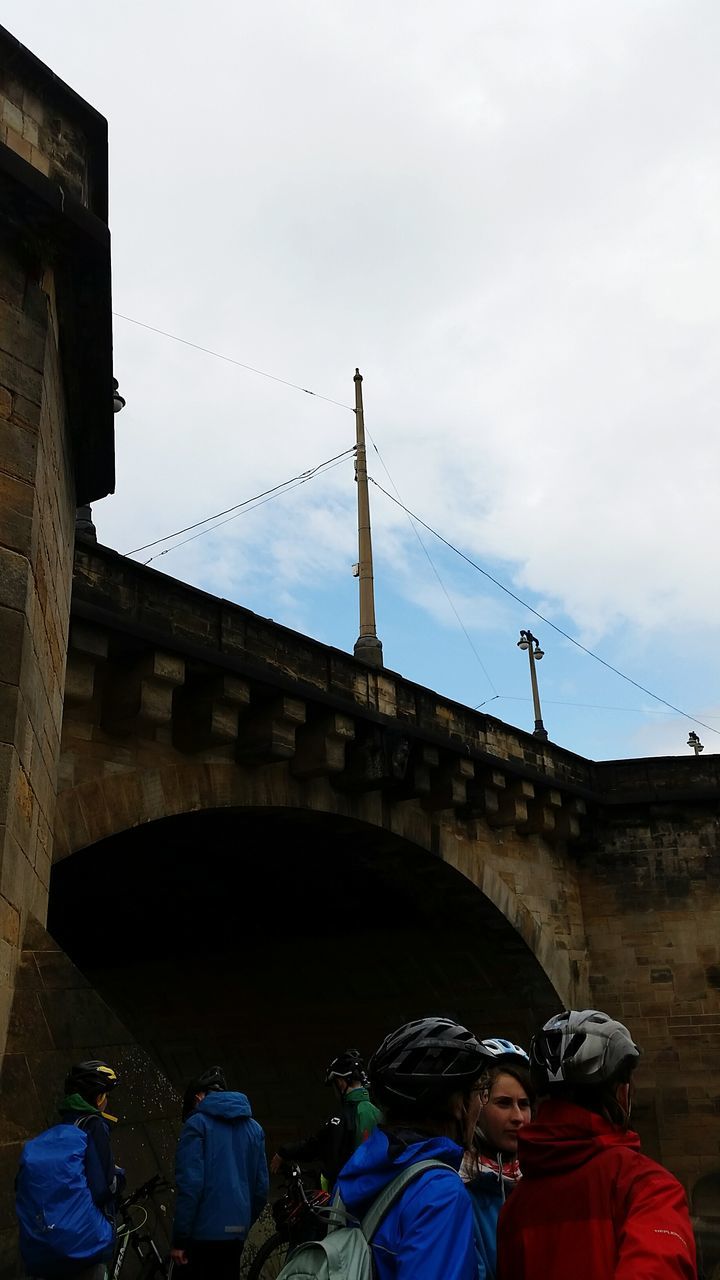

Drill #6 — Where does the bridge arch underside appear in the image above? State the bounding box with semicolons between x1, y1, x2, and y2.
49;806;562;1158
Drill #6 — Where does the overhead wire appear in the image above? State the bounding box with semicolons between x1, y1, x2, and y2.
369;477;720;739
113;312;355;412
364;429;498;698
141;452;352;565
126;449;354;566
478;696;719;717
126;447;355;557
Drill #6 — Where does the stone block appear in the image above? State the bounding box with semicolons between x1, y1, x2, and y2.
0;1052;45;1143
1;100;22;133
0;472;33;556
0;298;46;372
38;986;128;1050
13;950;40;989
35;948;90;990
0;349;42;405
5;987;52;1054
0;824;28;915
0;416;37;486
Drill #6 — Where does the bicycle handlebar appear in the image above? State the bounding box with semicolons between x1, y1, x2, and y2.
121;1174;173;1210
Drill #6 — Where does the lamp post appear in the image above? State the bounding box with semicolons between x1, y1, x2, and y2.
517;629;548;740
687;731;704;756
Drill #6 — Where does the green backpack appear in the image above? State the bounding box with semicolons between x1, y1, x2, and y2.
276;1158;451;1280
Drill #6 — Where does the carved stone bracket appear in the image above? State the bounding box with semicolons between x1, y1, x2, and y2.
173;674;250;752
101;650;185;737
236;696;306;763
292;713;355;778
64;622;108;707
421;756;475;812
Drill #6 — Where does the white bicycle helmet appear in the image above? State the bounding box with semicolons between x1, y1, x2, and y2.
531;1009;640;1089
479;1038;530;1067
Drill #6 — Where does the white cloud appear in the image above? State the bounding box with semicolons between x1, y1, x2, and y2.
6;0;720;752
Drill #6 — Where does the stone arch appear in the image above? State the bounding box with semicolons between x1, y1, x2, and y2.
54;760;586;1008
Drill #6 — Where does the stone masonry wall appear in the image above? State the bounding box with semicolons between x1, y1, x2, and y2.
580;801;720;1193
0;918;178;1280
0;241;76;1054
0;62;89;201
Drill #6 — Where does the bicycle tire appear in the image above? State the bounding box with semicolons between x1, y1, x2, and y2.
136;1248;171;1280
245;1230;289;1280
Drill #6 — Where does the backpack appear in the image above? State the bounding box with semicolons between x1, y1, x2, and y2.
276;1158;450;1280
16;1118;114;1276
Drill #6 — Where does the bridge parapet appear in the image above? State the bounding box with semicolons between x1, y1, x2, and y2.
65;541;593;844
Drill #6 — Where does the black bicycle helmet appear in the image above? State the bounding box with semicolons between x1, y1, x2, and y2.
181;1066;228;1121
65;1061;118;1100
325;1050;367;1086
531;1009;640;1090
193;1066;227;1093
369;1016;486;1111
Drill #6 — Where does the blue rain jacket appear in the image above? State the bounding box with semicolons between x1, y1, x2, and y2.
336;1127;477;1280
465;1161;519;1280
172;1092;269;1245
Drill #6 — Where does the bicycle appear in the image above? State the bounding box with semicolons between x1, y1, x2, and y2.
245;1165;330;1280
112;1173;174;1280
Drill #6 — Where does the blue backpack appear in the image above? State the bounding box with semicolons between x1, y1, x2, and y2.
16;1118;114;1275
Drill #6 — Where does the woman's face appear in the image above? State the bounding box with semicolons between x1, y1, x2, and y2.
477;1072;531;1155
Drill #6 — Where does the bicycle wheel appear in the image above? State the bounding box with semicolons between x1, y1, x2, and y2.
136;1247;171;1280
245;1231;289;1280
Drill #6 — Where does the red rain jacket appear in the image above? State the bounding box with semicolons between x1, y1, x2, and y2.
497;1099;696;1280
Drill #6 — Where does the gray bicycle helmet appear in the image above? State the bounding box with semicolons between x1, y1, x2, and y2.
531;1009;640;1089
369;1016;486;1110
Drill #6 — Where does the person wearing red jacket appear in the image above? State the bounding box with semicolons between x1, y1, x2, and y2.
496;1009;697;1280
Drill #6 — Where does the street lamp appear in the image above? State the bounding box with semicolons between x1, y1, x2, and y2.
112;377;126;414
517;629;548;741
76;377;125;542
687;731;704;756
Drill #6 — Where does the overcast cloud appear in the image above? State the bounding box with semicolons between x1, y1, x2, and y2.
6;0;720;759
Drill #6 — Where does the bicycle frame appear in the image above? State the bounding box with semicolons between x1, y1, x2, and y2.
113;1174;173;1279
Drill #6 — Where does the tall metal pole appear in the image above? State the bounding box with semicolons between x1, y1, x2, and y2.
353;369;383;668
527;644;548;740
518;630;548;740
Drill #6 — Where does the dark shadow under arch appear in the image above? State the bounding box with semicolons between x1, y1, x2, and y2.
50;806;561;1156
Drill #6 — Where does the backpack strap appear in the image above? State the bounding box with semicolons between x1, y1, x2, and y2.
361;1159;455;1241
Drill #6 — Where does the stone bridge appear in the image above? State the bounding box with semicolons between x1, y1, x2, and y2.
47;540;720;1201
1;23;720;1278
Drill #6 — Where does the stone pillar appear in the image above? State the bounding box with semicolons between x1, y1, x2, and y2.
0;248;75;1044
0;27;115;1057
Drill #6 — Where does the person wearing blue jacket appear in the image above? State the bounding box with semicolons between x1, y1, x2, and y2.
461;1039;534;1280
170;1067;269;1280
336;1017;488;1280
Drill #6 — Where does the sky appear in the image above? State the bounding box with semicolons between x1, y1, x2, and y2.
8;1;720;761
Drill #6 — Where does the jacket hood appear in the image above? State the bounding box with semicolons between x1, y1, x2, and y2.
345;1087;371;1107
519;1098;641;1177
336;1125;461;1217
59;1092;100;1116
197;1091;252;1121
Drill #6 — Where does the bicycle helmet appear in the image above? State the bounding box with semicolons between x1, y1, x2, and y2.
325;1050;367;1086
193;1066;227;1093
479;1038;530;1067
65;1061;118;1100
369;1016;486;1110
531;1009;640;1090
